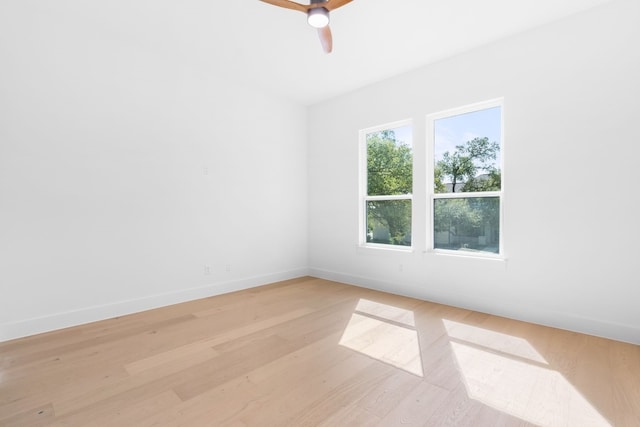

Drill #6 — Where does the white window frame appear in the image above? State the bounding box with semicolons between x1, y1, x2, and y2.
426;98;505;259
359;119;413;251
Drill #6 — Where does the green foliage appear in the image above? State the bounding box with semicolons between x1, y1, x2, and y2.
367;130;412;196
433;163;446;193
434;137;500;193
366;130;412;245
433;199;481;233
433;197;500;252
433;136;501;252
367;200;411;245
364;131;500;249
463;168;501;192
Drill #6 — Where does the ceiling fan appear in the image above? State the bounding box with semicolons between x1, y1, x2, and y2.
259;0;354;53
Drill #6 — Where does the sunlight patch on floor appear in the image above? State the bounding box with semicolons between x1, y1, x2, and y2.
339;300;422;377
445;320;611;427
443;319;547;363
355;299;416;327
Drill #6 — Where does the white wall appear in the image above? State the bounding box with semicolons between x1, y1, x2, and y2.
0;3;308;341
308;0;640;344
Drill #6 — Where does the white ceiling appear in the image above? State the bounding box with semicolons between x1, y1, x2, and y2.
21;0;616;105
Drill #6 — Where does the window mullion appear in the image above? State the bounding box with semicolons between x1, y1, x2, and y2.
366;194;413;201
432;191;501;200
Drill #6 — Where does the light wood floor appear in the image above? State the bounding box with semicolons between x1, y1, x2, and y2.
1;277;639;426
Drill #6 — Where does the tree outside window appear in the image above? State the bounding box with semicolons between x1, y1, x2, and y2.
362;124;413;247
431;102;503;255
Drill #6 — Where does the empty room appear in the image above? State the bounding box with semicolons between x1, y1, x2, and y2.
1;0;639;425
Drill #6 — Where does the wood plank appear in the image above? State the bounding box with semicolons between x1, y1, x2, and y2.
51;390;182;427
1;277;638;426
377;380;450;425
0;403;55;427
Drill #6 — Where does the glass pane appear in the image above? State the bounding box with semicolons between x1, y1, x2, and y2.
366;199;412;246
367;125;413;196
434;106;501;193
433;197;499;254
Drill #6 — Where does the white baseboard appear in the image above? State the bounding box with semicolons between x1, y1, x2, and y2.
309;267;640;345
0;268;309;343
5;267;637;346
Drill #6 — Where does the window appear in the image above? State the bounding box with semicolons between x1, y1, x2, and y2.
428;99;503;256
360;121;413;248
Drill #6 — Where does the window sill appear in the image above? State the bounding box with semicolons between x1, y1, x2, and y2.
423;248;507;262
356;244;414;256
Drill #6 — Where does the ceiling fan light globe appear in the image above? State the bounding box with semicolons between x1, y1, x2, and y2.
308;8;329;28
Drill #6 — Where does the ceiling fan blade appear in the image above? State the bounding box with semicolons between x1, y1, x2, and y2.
317;25;333;53
258;0;309;13
324;0;353;12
